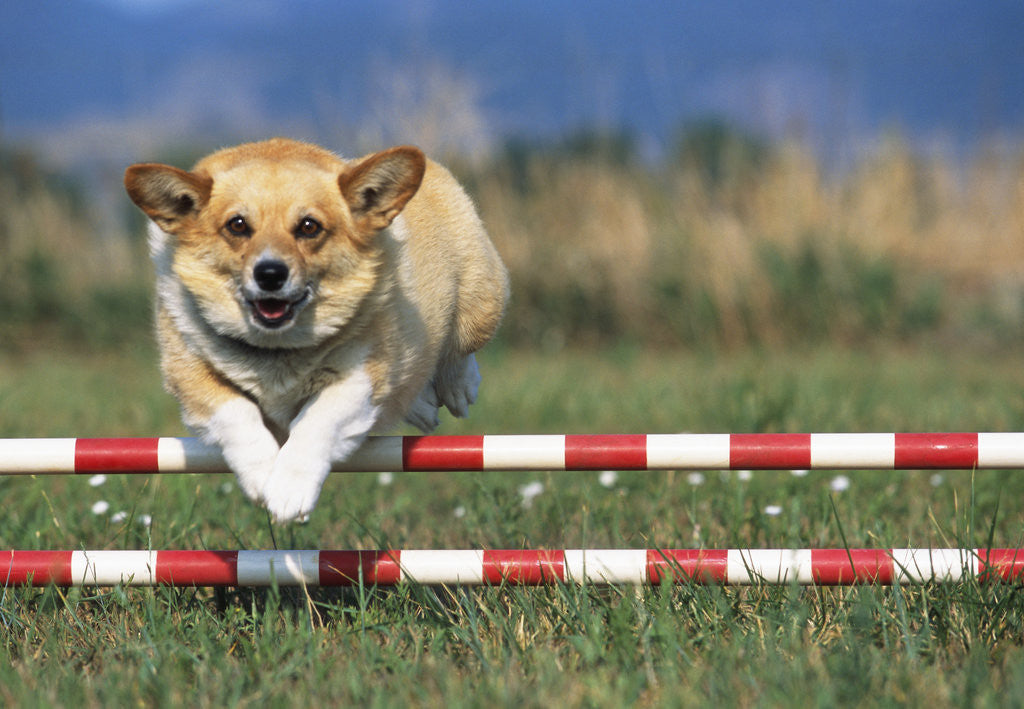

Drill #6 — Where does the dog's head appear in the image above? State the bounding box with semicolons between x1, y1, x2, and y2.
124;138;425;347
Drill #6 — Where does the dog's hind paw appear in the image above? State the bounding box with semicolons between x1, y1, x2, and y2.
436;353;480;419
405;383;441;432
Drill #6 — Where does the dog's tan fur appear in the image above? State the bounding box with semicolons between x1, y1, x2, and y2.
125;138;507;521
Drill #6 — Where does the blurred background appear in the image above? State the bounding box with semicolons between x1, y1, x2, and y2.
1;0;1022;353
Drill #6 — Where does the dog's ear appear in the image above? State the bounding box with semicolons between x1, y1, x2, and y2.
339;146;426;236
124;164;212;233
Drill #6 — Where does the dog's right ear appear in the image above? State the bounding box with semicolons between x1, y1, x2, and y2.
124;164;212;232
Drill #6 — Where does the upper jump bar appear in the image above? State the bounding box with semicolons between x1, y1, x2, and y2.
1;433;1023;475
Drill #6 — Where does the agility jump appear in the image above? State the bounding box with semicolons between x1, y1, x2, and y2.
5;548;1024;588
5;432;1024;588
2;432;1022;474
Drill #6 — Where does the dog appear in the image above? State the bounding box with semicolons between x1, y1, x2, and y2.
124;138;508;522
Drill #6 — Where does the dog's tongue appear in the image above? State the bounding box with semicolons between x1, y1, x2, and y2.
256;299;289;320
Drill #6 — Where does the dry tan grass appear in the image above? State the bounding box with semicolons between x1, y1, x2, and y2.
473;137;1024;346
0;151;148;348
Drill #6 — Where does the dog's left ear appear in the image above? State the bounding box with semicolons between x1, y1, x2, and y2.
339;146;426;235
124;164;213;233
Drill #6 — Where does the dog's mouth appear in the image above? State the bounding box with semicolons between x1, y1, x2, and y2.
246;289;311;329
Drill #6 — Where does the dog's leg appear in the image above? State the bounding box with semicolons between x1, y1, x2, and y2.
434;353;481;419
202;398;281;502
156;316;280;504
260;366;380;523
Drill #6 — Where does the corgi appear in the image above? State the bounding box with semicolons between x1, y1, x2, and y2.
124;138;508;522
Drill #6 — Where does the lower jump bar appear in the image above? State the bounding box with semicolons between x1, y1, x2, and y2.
2;433;1023;475
5;548;1024;587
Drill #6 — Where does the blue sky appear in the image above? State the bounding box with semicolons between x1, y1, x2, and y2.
2;0;1022;169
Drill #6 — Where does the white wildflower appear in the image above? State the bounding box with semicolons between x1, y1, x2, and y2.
790;469;809;478
686;472;705;486
736;469;753;481
598;470;618;488
519;481;544;507
829;475;851;492
378;472;394;486
763;504;783;516
88;474;107;487
110;511;128;524
91;500;110;515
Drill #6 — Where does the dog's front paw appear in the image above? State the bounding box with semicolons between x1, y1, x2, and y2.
260;448;331;523
224;440;278;503
436;353;481;419
203;399;280;503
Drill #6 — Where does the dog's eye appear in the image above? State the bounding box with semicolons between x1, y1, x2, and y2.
296;217;323;239
225;215;250;237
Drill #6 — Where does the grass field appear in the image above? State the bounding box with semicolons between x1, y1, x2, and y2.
4;343;1024;706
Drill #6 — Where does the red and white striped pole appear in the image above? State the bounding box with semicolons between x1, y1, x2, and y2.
4;548;1023;587
1;433;1022;475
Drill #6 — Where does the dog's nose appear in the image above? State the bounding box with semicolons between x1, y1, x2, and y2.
253;259;289;292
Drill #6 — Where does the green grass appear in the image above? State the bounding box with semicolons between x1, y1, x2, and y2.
4;344;1024;705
